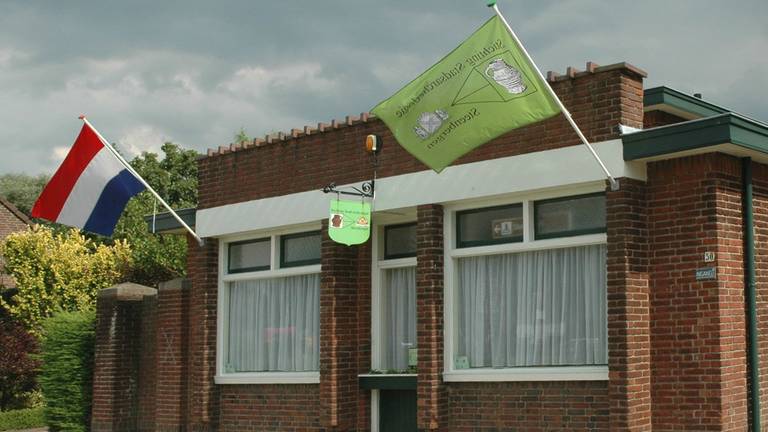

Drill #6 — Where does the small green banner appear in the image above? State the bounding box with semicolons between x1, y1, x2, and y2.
329;200;371;246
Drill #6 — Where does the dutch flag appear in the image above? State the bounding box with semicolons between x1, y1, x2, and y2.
31;122;145;236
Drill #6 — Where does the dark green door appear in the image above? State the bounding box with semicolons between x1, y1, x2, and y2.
379;390;417;432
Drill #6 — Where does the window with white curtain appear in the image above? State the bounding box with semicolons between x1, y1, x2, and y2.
447;192;608;379
376;223;417;371
219;228;321;382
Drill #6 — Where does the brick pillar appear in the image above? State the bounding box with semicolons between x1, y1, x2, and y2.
606;178;652;431
92;283;157;432
319;219;360;430
186;236;219;432
155;278;190;432
137;294;157;432
416;204;447;431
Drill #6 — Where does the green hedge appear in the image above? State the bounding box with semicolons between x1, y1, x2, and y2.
0;407;46;431
39;310;95;432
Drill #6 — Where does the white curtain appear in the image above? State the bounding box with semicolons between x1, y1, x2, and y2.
227;273;320;372
456;244;607;368
381;266;416;370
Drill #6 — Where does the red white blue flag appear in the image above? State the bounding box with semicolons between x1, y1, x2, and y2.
31;123;145;236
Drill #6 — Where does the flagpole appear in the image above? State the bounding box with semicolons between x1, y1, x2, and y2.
488;1;620;191
79;116;205;246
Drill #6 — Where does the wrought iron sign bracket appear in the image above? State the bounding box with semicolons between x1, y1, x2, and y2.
322;180;374;199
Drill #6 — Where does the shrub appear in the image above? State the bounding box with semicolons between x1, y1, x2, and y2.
0;318;40;410
39;311;95;432
0;407;46;431
0;225;131;332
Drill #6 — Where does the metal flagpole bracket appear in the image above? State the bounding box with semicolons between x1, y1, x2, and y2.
322;181;374;198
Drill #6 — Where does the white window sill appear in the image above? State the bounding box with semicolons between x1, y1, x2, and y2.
214;371;320;385
443;366;608;382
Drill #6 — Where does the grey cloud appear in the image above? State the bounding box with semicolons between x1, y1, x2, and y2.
0;0;765;175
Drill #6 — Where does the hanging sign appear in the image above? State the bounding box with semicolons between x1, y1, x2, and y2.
329;200;371;245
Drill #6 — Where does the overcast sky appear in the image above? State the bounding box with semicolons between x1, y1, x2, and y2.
1;0;766;175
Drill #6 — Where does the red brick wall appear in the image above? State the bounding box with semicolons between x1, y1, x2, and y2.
137;295;157;432
643;110;687;129
198;66;645;211
606;178;652;431
218;385;321;431
416;204;448;430
447;381;609;431
748;161;768;429
186;236;220;432
646;153;748;431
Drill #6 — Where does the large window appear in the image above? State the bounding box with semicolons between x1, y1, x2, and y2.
446;191;608;381
218;227;321;384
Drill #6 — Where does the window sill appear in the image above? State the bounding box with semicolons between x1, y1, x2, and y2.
214;371;320;385
443;366;608;382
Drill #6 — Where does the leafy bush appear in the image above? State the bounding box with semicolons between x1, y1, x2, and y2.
0;318;40;410
0;407;45;431
39;311;95;432
0;226;131;332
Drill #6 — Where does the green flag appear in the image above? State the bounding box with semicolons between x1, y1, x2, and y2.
371;16;560;172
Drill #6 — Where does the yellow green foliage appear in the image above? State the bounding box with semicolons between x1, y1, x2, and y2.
0;225;131;332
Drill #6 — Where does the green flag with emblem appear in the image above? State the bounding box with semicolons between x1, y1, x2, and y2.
371;15;560;172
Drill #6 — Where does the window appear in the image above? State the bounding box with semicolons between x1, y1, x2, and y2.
446;191;608;381
228;238;270;273
218;227;321;384
534;193;606;239
384;223;417;259
374;222;417;372
456;203;523;248
280;231;321;267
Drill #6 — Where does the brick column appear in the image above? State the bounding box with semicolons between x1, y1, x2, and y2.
416;204;447;431
155;278;190;432
186;236;219;432
606;178;652;431
319;219;360;430
137;294;157;432
92;283;157;432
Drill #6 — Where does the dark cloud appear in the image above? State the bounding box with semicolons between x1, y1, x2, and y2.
0;0;765;174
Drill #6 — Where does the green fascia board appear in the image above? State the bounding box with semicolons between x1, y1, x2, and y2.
143;207;196;233
623;113;768;160
644;86;729;118
359;374;417;390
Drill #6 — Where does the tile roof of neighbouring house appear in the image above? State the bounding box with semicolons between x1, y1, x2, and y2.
0;195;31;225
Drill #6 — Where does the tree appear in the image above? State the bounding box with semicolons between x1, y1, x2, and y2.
0;226;131;332
234;127;251;145
112;142;198;287
0;173;49;216
0;318;40;410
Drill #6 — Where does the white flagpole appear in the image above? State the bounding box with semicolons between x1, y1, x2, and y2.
79;116;204;246
489;1;620;191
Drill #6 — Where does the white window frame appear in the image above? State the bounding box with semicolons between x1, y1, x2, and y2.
443;182;609;382
371;220;418;372
215;222;322;385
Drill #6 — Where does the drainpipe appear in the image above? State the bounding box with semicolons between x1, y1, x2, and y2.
743;157;761;430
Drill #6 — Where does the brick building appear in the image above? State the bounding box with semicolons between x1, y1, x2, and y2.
0;195;30;289
92;61;768;431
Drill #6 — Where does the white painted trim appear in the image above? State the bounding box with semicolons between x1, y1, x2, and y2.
443;192;609;380
197;139;644;238
449;234;606;259
371;222;417;372
216;226;322;384
371;389;379;432
443;366;608;382
221;264;321;283
214;372;320;385
358;373;417;378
